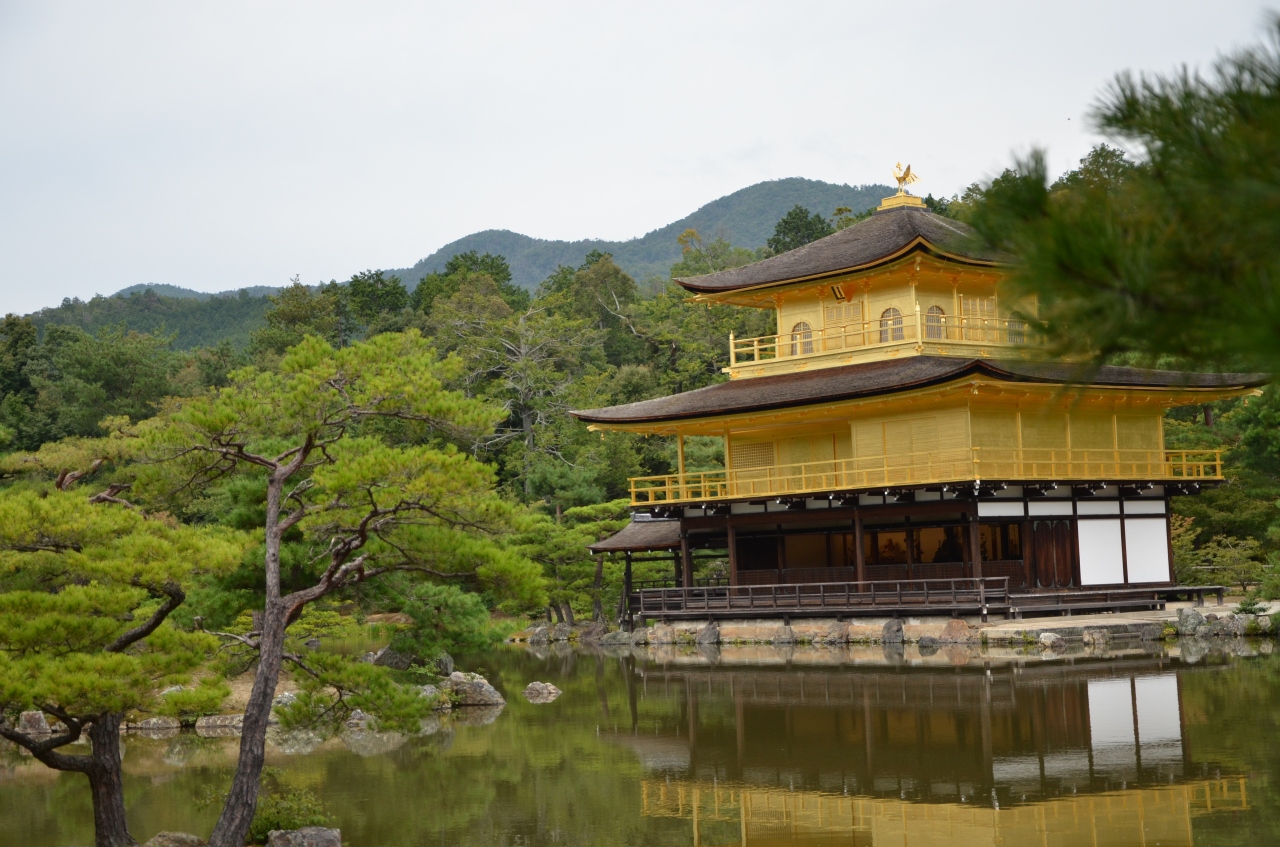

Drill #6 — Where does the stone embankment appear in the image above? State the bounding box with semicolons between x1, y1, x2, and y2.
510;605;1280;651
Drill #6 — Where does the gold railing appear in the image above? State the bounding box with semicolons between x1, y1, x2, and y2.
629;449;1223;505
729;314;1033;366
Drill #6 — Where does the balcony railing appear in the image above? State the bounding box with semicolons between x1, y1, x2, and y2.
629;448;1223;505
729;314;1033;367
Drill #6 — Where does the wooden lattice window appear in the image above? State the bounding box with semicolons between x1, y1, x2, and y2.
789;322;814;356
879;307;904;343
925;305;945;340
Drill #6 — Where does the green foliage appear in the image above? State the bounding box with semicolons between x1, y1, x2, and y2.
30;287;272;350
154;677;232;721
0;488;247;723
271;651;437;734
1236;591;1267;615
967;24;1280;373
389;582;496;661
248;280;341;357
766;204;833;254
670;229;764;278
347;270;409;325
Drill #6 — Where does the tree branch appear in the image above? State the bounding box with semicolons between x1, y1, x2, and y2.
104;581;185;654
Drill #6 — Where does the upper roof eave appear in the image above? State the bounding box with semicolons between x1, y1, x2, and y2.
677;237;1004;297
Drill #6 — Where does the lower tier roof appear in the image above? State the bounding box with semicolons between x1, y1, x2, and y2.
571;357;1268;425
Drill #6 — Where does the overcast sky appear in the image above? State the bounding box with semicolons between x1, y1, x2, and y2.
0;2;1274;314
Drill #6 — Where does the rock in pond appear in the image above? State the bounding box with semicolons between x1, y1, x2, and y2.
579;621;606;643
528;625;550;646
523;682;562;704
881;619;904;644
444;672;505;706
601;629;633;646
435;651;455;676
143;833;207;847
372;646;414;670
265;828;342;847
939;619;974;644
195;714;244;737
418;684;452;710
1082;628;1110;648
1177;607;1205;635
1039;632;1066;651
917;635;940;654
550;622;572;642
695;622;720;645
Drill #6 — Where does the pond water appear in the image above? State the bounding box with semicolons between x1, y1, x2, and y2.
3;639;1278;846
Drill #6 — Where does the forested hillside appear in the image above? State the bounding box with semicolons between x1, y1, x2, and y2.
392;177;893;289
29;287;274;349
26;178;891;347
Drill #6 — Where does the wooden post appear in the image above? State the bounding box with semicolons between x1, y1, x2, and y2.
853;508;866;584
681;534;693;589
727;523;739;587
623;551;634;631
969;507;984;580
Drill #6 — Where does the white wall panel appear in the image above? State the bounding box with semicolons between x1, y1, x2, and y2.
1124;499;1166;515
1029;501;1073;516
978;501;1024;517
1125;518;1171;583
1077;500;1121;515
1079;519;1125;585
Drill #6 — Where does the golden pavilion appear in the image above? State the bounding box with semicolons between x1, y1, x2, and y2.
573;185;1267;620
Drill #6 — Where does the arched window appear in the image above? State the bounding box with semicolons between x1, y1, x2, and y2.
879;308;903;343
789;321;814;356
925;305;945;340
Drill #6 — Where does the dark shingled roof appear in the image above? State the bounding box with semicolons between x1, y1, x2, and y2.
676;206;1003;293
572;357;1269;424
587;518;681;552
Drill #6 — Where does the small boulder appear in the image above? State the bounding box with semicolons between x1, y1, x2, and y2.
371;646;414;671
435;652;455;676
695;622;720;645
359;652;377;663
649;624;676;645
601;629;633;646
344;709;371;730
265;828;342;847
445;672;505;707
132;716;181;731
917;635;940;656
1039;632;1066;651
528;626;550;646
17;711;50;735
1082;628;1109;648
1225;615;1248;637
1194;623;1215;639
1177;607;1206;636
816;622;847;645
418;684;451;711
630;627;651;646
550;622;572;642
143;833;207;847
522;682;562;704
881;619;905;644
195;714;244;738
579;621;606;643
1138;623;1163;641
939;619;973;644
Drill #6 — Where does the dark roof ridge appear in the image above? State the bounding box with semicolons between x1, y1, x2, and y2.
674;206;1003;294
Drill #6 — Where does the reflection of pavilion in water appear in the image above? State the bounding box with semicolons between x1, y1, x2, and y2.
615;659;1244;843
641;778;1246;847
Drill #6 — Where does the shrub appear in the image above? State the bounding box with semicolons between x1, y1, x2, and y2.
1236;592;1267;616
248;785;331;844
